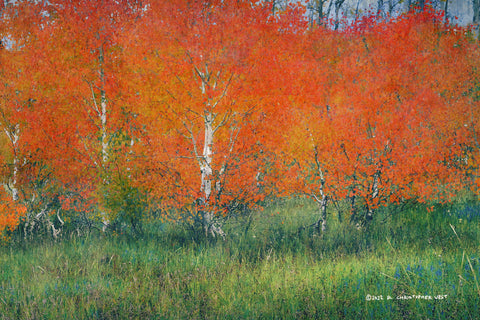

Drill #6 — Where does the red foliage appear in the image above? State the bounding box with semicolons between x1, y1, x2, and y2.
0;1;478;230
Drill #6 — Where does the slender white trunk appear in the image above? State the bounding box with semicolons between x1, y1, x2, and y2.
320;196;328;232
101;93;108;164
200;112;225;238
366;171;379;222
255;171;261;188
126;136;134;179
191;64;229;239
98;46;109;231
313;145;328;232
201;112;213;202
4;124;19;201
11;154;17;201
313;177;328;233
99;47;108;165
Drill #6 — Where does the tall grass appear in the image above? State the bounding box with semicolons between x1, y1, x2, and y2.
0;198;479;319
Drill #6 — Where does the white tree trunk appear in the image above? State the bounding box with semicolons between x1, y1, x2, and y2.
320;192;328;233
200;112;225;238
11;153;18;201
313;179;328;233
99;46;108;165
4;124;19;201
98;46;110;231
101;92;108;164
190;64;231;239
313;145;328;232
126;136;134;179
366;171;379;222
201;112;213;202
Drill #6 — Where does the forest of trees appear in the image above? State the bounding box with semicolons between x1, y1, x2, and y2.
0;0;479;241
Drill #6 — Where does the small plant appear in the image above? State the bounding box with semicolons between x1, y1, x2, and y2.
99;173;148;236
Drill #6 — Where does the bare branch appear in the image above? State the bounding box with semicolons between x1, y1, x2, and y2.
212;72;234;112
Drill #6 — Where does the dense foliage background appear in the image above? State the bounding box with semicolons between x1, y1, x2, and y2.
0;1;480;317
0;0;478;240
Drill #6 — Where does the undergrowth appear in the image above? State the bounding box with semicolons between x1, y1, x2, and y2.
0;197;479;319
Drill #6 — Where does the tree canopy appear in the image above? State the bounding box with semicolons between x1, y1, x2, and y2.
0;0;478;239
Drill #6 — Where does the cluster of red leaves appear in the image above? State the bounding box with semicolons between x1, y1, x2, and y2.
0;192;26;241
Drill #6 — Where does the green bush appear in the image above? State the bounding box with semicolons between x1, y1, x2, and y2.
100;174;148;235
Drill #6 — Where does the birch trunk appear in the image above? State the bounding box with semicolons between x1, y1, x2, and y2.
98;46;110;231
99;47;108;165
11;153;18;201
190;64;230;239
314;187;328;233
101;94;108;164
366;171;379;222
200;112;226;239
4;124;19;201
201;112;214;203
313;145;328;232
100;91;109;231
126;136;134;179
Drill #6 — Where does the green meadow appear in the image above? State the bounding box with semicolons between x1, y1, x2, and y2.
1;198;479;319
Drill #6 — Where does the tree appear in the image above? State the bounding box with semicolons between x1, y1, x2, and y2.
272;25;348;232
280;8;480;232
346;10;480;221
0;0;477;242
124;0;298;237
475;0;480;24
308;0;331;27
0;1;50;238
31;0;144;232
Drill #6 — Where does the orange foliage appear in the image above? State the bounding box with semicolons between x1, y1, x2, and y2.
1;1;479;230
275;8;480;218
121;0;302;222
0;192;26;242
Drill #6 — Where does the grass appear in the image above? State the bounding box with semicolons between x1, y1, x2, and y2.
0;197;479;319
